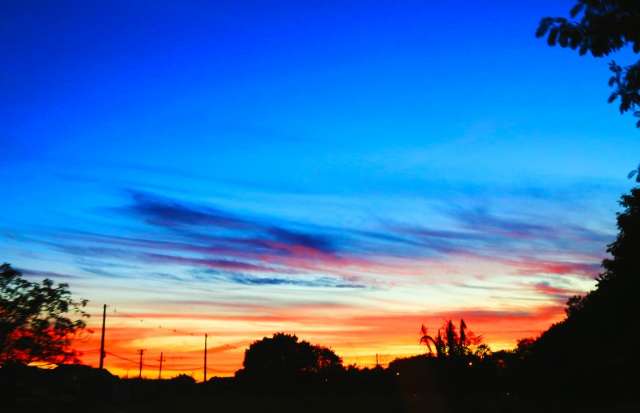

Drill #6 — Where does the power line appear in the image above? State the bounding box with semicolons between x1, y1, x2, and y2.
104;307;208;337
106;350;200;369
105;351;139;365
91;304;225;381
104;354;204;372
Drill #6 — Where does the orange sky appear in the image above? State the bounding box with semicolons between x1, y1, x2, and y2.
76;298;569;380
56;223;601;380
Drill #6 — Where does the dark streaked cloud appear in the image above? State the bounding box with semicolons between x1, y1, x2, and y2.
20;189;609;289
532;281;582;302
121;190;337;254
389;204;611;261
124;190;252;229
141;252;280;273
450;207;553;239
17;268;82;281
225;273;365;289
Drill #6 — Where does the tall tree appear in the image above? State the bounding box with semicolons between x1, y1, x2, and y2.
0;263;88;365
528;187;640;397
560;186;639;328
536;1;640;126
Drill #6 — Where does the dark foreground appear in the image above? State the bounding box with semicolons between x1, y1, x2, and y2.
2;364;638;413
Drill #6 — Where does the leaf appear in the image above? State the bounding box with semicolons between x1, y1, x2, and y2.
569;3;584;18
559;32;569;47
547;28;558;46
535;18;552;38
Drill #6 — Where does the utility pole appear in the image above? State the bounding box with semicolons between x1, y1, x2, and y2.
158;352;165;380
99;304;106;369
203;334;208;382
138;349;145;379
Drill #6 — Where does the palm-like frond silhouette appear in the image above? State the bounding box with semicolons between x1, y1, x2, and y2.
420;319;481;359
459;318;467;349
628;163;640;182
419;324;445;358
419;324;435;354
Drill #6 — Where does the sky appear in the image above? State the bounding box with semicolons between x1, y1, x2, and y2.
2;0;639;379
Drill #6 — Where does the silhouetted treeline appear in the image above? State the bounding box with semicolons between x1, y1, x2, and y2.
0;358;526;413
3;358;632;413
3;341;637;413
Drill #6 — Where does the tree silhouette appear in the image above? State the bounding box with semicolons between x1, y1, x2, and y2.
527;185;640;398
238;333;342;381
0;263;88;365
419;320;482;359
536;1;640;126
419;324;446;358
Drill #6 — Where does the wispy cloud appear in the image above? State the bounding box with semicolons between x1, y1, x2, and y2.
27;189;608;288
17;268;82;281
121;190;337;254
123;190;254;229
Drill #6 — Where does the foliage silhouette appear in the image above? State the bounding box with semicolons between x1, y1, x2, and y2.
627;163;640;182
522;186;640;400
420;319;482;359
536;0;640;126
237;332;343;384
0;263;88;365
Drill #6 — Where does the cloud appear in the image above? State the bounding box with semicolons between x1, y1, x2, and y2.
387;205;609;256
24;189;607;297
121;190;338;255
141;252;279;273
17;268;82;281
265;227;335;253
531;281;582;300
513;259;600;278
438;205;610;251
450;207;553;240
224;273;365;288
124;190;251;229
79;266;129;278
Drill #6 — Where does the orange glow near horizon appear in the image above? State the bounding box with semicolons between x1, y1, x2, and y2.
74;301;567;380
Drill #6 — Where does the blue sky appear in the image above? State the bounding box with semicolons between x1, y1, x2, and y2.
2;0;639;376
